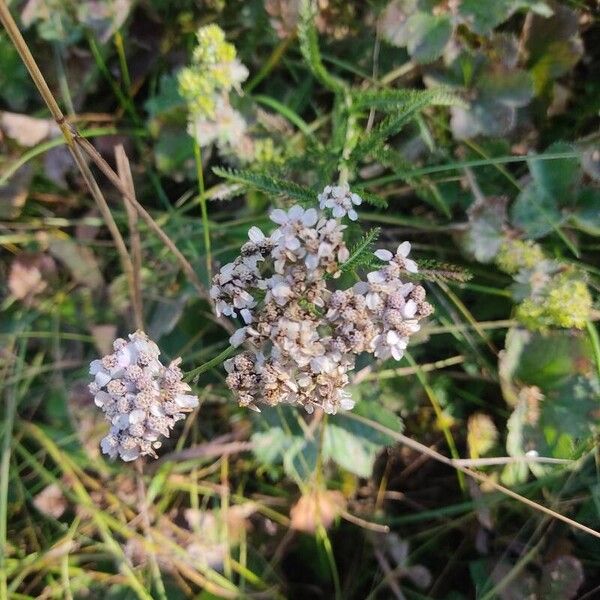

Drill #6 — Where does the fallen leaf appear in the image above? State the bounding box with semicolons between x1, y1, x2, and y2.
8;253;56;301
0;111;59;147
91;324;117;355
290;489;346;533
48;237;104;289
33;483;67;519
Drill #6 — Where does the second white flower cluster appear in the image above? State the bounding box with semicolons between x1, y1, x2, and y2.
211;184;433;415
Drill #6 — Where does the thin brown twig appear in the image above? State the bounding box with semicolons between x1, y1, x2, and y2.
74;136;208;298
115;145;144;331
0;2;207;300
0;2;136;310
346;412;600;540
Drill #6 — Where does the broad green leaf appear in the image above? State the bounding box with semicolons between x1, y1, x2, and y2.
510;184;563;239
458;0;552;35
463;196;508;263
571;188;600;236
528;142;580;201
479;70;534;107
405;13;452;64
324;401;403;478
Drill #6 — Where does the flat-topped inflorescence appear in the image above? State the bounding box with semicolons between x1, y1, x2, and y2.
89;331;199;461
211;185;433;415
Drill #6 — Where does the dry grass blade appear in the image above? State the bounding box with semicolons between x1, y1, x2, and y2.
115;145;144;331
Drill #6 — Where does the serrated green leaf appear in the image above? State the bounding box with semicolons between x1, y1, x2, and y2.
351;90;460;162
298;0;347;94
213;167;317;203
351;88;461;113
323;401;403;477
341;228;380;273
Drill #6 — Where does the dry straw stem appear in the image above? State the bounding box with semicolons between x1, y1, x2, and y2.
347;412;600;540
0;2;137;299
115;145;144;331
0;2;207;298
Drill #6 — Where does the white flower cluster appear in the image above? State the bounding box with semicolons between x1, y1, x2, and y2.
211;186;433;414
89;331;199;461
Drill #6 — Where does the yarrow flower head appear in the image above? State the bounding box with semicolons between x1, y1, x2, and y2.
178;24;278;165
89;331;198;461
211;185;433;415
178;24;248;118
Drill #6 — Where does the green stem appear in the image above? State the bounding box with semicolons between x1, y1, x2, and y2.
194;141;212;285
184;346;236;382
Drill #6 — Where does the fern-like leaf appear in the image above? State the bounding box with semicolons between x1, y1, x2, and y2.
298;0;347;94
411;260;472;284
213;167;317;203
353;188;388;209
341;227;381;273
351;88;462;112
351;90;462;163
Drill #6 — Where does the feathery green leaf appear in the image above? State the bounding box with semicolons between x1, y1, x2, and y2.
298;0;347;94
212;167;317;203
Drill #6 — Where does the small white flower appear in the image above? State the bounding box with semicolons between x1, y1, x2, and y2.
376;242;418;273
318;183;363;221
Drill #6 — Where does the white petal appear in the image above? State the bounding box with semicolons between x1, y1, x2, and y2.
367;270;386;284
305;253;319;271
391;346;404;361
248;226;265;242
95;371;112;388
397;241;411;257
386;330;401;345
374;249;393;261
338;246;350;262
332;205;345;218
351;193;362;206
366;293;380;310
270;209;288;224
302;208;318;227
240;308;253;324
129;409;146;425
120;448;140;462
348;209;358;221
89;359;103;375
405;259;418;273
230;327;247;347
289;205;303;219
94;391;112;407
403;299;417;319
286;236;301;250
175;394;199;409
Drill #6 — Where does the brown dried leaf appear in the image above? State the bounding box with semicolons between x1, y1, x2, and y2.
290;489;346;533
0;111;59;147
48;237;104;289
33;483;67;519
91;324;117;356
8;253;56;302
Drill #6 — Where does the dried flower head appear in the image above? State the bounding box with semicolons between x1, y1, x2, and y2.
89;331;198;461
212;185;432;414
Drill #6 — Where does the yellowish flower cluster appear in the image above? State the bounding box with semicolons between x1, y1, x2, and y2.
178;24;248;118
